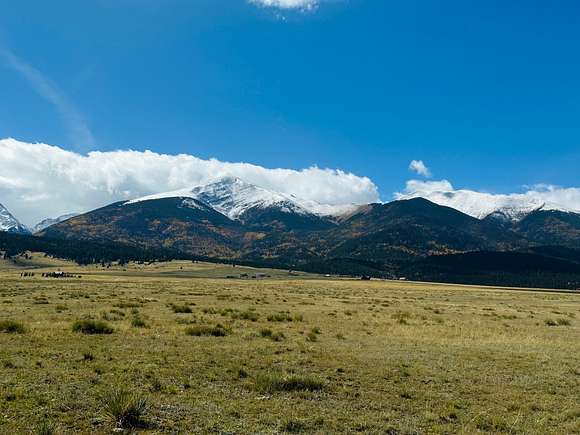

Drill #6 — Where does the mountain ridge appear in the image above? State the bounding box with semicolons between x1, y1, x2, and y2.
398;188;576;222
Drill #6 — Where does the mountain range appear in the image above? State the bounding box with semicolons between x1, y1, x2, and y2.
3;176;580;287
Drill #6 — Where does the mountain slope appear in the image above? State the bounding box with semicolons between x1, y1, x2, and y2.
0;203;30;234
39;197;244;258
320;198;525;265
515;210;580;248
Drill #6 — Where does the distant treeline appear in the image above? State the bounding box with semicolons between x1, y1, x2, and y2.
0;231;291;270
0;232;195;265
2;230;580;290
403;249;580;290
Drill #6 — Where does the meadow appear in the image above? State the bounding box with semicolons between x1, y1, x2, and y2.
0;257;579;434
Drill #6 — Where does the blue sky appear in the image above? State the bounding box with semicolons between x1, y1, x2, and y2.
1;0;579;214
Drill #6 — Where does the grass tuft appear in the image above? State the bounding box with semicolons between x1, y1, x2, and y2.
280;418;308;433
131;316;148;328
34;421;57;435
0;320;27;333
545;318;571;327
102;388;149;428
255;373;324;393
72;319;114;334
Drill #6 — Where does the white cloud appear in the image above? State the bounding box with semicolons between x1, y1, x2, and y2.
408;160;431;178
0;138;379;226
396;178;580;219
249;0;319;10
0;47;95;151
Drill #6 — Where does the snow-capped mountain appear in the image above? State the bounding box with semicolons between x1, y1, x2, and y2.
398;189;575;222
0;203;30;234
127;176;356;220
33;213;80;234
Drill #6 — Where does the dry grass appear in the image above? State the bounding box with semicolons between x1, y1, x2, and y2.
0;260;579;433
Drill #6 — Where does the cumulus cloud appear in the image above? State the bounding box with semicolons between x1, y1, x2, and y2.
408;160;431;178
0;47;95;151
396;179;580;219
0;138;379;226
249;0;319;10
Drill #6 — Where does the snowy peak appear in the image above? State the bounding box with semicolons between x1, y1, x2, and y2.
0;203;30;234
188;176;309;219
33;213;80;233
398;189;574;222
127;176;356;220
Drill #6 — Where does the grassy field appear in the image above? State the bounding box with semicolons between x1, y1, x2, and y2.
0;257;579;434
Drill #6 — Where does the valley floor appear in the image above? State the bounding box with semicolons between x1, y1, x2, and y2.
0;261;579;434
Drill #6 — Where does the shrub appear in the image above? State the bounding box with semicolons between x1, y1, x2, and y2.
231;310;259;322
102;388;149;428
545;319;558;326
131;316;147;328
557;318;571;326
72;320;114;335
169;303;192;314
255;373;324;393
0;320;27;333
259;328;285;341
185;324;229;337
392;311;411;325
267;312;293;322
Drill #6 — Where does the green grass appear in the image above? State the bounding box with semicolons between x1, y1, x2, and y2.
0;260;579;433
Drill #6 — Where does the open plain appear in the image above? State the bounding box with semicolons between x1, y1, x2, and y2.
1;257;579;434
